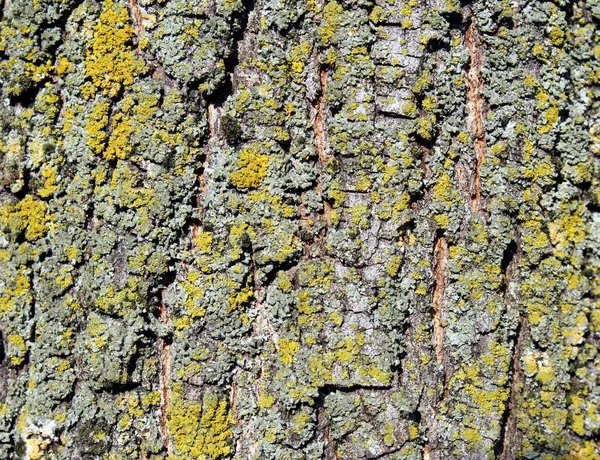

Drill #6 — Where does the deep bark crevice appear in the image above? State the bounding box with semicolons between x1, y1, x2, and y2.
0;330;4;365
500;240;517;296
205;0;255;106
432;233;448;371
464;16;487;215
495;233;523;460
316;396;339;460
495;315;526;460
304;54;333;252
312;65;330;167
158;302;172;454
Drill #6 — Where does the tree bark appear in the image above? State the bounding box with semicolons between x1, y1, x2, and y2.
0;0;599;458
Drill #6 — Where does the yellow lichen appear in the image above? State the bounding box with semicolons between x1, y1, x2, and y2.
85;0;146;97
194;231;213;253
141;391;161;408
226;286;253;313
37;166;58;198
321;1;343;47
56;57;71;77
85;101;110;156
386;255;402;278
293;412;310;433
463;427;483;444
168;385;234;459
8;334;27;366
257;393;275;409
433;172;457;205
0;195;52;241
370;6;386;24
278;338;300;364
104;113;134;160
229;145;269;189
368;365;392;384
537;363;555;385
537;106;559;134
290;61;304;73
549;26;565;47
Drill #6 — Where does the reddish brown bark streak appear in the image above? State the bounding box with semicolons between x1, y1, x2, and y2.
128;0;145;37
314;68;330;166
432;237;448;366
158;303;172;453
230;382;239;420
465;20;487;214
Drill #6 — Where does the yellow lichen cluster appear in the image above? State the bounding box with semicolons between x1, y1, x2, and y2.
257;392;275;409
93;279;141;316
104;112;134;160
320;1;343;47
85;0;146;98
229;145;269;189
0;268;31;317
8;333;27;366
278;338;300;364
0;195;52;241
226;286;253;313
168;386;234;459
194;231;213;253
85;101;110;157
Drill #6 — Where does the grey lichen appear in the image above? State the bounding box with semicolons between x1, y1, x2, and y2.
0;0;599;458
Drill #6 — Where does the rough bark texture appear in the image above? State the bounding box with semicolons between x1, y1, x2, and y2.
0;0;599;459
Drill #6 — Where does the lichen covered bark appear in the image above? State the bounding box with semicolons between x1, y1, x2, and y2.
0;0;599;458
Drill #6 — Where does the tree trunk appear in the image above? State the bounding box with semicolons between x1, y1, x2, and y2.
1;0;599;458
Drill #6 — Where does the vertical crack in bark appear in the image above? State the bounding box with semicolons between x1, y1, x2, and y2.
158;303;172;454
200;104;220;200
464;18;487;214
230;382;239;421
421;235;449;460
191;103;220;239
313;67;330;167
322;422;338;460
315;390;338;460
497;316;524;460
313;65;334;231
432;235;448;368
251;258;279;349
301;58;333;259
496;240;524;460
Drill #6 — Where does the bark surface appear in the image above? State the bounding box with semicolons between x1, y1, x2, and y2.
0;0;599;459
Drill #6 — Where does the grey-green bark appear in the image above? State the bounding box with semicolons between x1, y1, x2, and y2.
0;0;599;458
